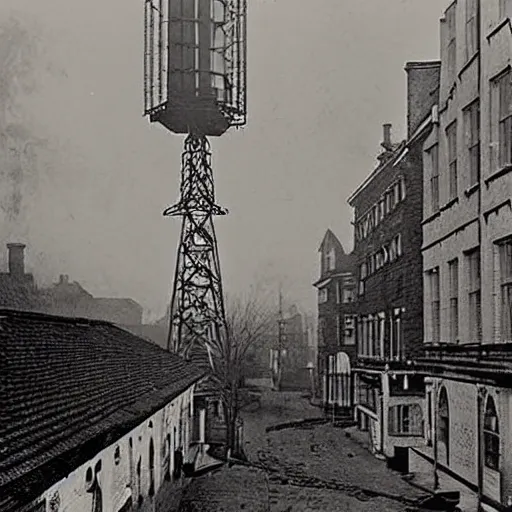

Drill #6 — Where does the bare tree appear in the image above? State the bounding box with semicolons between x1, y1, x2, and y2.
214;286;277;454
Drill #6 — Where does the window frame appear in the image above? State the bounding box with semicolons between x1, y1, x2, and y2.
429;143;440;213
483;396;500;471
467;248;482;342
438;386;450;465
448;258;459;343
498;238;512;341
446;121;458;200
464;100;480;187
494;69;512;169
446;5;457;82
429;267;441;343
465;0;479;61
388;403;423;437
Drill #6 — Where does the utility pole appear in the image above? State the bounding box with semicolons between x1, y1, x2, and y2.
276;285;285;392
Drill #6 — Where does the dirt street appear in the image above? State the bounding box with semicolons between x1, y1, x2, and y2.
179;389;426;511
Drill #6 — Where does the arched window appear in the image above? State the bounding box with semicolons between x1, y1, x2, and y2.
148;438;155;496
437;387;449;464
484;396;500;471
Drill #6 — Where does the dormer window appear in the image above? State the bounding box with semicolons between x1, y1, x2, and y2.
325;248;335;271
318;288;328;304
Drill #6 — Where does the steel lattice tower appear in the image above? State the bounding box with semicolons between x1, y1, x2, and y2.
164;134;227;369
143;0;247;373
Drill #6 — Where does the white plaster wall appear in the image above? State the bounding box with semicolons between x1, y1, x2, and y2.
42;385;195;512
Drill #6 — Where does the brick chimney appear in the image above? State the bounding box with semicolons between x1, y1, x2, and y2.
382;123;392;150
7;243;26;277
404;61;441;138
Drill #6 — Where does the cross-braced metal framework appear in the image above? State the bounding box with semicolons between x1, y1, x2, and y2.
164;134;228;369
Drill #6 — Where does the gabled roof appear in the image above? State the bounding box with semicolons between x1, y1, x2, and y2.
318;229;345;254
0;309;206;511
347;140;407;206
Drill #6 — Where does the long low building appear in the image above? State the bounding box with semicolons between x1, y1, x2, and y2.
0;309;207;512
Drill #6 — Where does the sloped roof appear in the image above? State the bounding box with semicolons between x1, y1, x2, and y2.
318;229;345;253
0;309;206;510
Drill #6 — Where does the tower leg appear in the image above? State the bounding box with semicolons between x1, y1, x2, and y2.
165;134;228;373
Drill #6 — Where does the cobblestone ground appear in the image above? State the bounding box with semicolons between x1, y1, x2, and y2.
180;389;427;512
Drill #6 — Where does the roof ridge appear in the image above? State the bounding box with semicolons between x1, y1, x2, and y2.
0;308;111;326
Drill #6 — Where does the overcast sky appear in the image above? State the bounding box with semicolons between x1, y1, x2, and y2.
0;0;449;321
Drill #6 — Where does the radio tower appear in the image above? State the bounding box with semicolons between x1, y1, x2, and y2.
143;0;247;376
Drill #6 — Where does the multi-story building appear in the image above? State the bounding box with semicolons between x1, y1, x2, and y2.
412;2;512;511
270;304;314;392
313;229;357;412
348;61;440;469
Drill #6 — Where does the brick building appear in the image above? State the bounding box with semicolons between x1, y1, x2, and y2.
313;229;357;410
1;309;209;512
411;2;512;511
348;61;440;467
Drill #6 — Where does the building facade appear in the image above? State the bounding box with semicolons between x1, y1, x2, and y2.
349;60;441;468
1;310;207;512
412;2;512;511
313;229;357;411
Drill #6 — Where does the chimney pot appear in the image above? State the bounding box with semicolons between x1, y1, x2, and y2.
383;124;392;147
59;274;70;285
7;243;26;278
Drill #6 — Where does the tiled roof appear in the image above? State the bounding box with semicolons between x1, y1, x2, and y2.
0;309;206;510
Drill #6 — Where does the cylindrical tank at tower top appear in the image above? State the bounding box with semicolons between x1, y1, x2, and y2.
144;0;247;136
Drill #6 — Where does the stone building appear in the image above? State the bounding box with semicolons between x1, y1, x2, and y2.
313;229;357;411
348;61;440;468
412;2;512;511
1;309;207;512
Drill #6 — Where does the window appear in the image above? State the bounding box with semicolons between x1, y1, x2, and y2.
467;248;482;342
344;315;356;345
325;248;336;271
165;433;171;480
318;287;328;304
391;308;403;360
447;122;458;200
336;315;341;345
429;268;440;343
448;259;459;342
388;404;423;436
494;70;512;168
438;387;450;465
359;263;367;295
342;287;355;303
465;0;478;60
149;438;155;496
389;234;402;262
114;446;121;466
499;238;512;341
464;100;480;186
378;312;386;359
429;144;440;213
484;396;500;471
446;4;457;81
398;176;406;201
388;186;397;210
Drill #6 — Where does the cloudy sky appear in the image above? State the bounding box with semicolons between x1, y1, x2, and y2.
0;0;449;321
